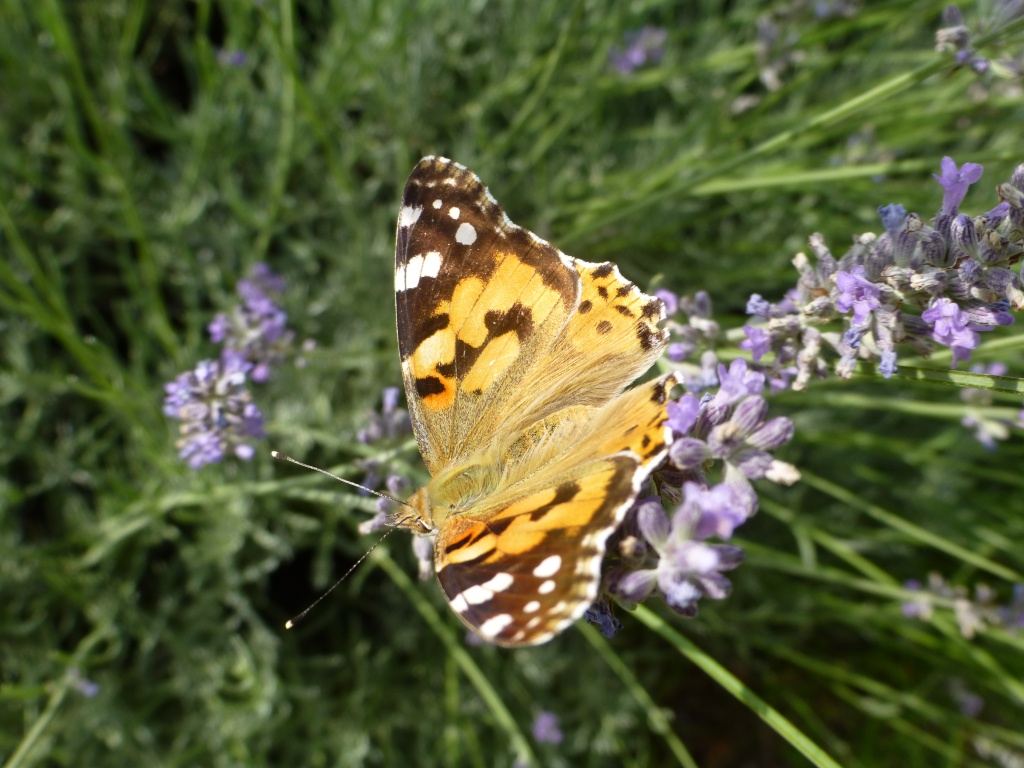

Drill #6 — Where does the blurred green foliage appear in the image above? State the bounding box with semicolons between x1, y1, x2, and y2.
3;1;1024;766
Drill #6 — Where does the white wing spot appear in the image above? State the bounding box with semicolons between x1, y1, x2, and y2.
523;601;541;614
532;555;562;578
478;613;513;638
432;199;443;209
399;205;422;228
402;251;443;290
455;222;477;245
449;206;461;220
538;580;556;595
481;572;514;593
461;585;494;606
453;572;514;608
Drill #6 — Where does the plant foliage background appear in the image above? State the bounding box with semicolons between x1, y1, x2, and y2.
3;1;1024;766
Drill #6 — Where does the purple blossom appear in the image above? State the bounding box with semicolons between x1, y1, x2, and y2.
921;297;979;364
612;491;745;616
210;263;294;382
878;350;898;378
710;359;765;407
358;387;412;444
666;393;700;435
609;26;667;74
878;203;907;233
163;357;265;469
834;265;882;325
933;156;983;216
216;49;248;67
746;293;772;317
740;325;771;361
532;712;564;745
667;341;691;362
655;288;679;317
584;598;622;638
68;668;100;698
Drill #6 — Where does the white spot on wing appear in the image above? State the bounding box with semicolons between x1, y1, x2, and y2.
538;580;556;595
478;613;513;638
399;205;422;228
450;593;469;613
532;555;562;578
481;572;514;592
452;572;514;609
432;199;442;209
449;206;460;220
523;601;540;614
402;251;443;290
455;222;477;245
461;585;494;606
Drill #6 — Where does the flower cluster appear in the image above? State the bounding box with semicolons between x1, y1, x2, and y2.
902;574;1024;638
608;26;667;75
936;3;1024;77
601;360;798;623
351;388;429;576
208;263;295;383
735;158;1024;387
164;263;298;468
960;362;1024;448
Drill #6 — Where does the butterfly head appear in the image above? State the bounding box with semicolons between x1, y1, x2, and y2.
395;487;436;536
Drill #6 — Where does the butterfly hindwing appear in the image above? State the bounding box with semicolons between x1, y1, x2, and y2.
433;373;680;646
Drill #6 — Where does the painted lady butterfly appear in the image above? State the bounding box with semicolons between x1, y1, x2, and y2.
394;157;679;646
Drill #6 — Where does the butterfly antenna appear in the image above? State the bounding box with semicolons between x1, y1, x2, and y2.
272;451;420;629
283;518;414;629
271;451;414;510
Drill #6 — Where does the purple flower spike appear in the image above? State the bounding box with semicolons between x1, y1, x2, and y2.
163;357;265;469
934;156;983;215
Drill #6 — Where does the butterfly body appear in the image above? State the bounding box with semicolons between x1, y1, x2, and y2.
395;157;678;646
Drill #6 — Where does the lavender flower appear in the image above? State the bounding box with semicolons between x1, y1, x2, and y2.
934;156;984;217
714;158;1023;385
532;712;564;745
357;386;412;444
605;371;797;620
611;494;744;616
609;26;667;74
959;362;1024;448
922;296;978;364
163;357;265;469
68;668;100;698
834;265;882;325
900;572;1024;638
584;597;622;638
216;49;248;67
209;263;294;382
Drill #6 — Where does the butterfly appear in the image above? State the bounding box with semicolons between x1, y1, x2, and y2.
394;157;679;646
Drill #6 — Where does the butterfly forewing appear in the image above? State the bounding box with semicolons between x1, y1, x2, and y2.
396;157;580;474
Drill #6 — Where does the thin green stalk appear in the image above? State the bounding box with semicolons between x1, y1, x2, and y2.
372;552;539;767
633;606;844;768
577;623;698;768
